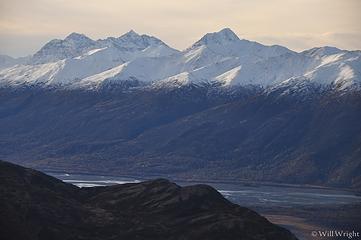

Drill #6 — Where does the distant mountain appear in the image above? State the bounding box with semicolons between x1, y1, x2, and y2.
0;28;360;91
0;54;29;70
0;55;17;70
0;28;360;191
0;160;297;240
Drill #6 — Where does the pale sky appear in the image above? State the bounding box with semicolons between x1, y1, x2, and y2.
0;0;360;57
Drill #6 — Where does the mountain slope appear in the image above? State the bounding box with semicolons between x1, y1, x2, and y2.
0;86;359;190
0;160;297;240
124;90;361;188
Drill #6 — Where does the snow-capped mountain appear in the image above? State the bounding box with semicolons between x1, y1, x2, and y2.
0;28;360;91
1;29;361;192
31;33;97;64
0;30;179;86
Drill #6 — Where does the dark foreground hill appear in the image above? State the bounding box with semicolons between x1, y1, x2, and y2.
0;160;297;240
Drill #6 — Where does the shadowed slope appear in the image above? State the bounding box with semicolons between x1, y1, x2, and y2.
0;160;297;240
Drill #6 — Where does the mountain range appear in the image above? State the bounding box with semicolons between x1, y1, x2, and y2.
0;28;360;191
1;28;360;91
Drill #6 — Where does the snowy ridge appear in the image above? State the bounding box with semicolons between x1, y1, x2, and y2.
0;28;360;92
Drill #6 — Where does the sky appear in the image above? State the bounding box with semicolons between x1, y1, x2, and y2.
0;0;360;57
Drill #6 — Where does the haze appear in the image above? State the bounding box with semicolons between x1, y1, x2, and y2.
0;0;360;57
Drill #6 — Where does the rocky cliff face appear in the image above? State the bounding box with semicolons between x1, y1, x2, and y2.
0;160;297;240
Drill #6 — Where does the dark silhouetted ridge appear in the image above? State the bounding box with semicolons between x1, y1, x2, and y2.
0;160;297;240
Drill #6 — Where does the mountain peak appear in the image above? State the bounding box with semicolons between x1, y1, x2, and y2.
127;29;139;35
193;28;240;46
218;28;239;38
65;32;93;43
30;32;96;64
115;30;166;49
121;29;140;38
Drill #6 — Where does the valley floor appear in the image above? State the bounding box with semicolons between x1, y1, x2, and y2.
260;204;361;240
